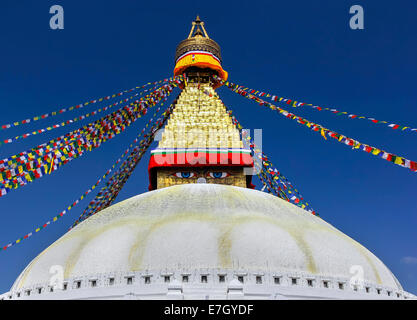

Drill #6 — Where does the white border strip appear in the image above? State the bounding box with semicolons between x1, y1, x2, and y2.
151;148;251;154
176;50;221;64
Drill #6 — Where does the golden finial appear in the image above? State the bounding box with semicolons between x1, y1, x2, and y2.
174;16;227;82
187;15;210;39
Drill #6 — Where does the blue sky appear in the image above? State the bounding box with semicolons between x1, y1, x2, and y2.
0;0;416;294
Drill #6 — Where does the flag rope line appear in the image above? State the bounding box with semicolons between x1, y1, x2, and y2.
197;85;317;214
217;77;417;173
0;85;172;190
73;104;169;225
0;76;175;131
0;94;174;252
231;112;317;215
0;82;180;197
0;85;175;196
0;80;173;147
71;98;176;227
217;76;417;134
0;78;182;168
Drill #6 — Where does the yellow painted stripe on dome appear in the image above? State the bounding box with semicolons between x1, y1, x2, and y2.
174;52;228;81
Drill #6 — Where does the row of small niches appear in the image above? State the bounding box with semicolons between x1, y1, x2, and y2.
4;273;406;300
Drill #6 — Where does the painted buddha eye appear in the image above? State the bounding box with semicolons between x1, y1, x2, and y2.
207;172;230;179
173;172;196;178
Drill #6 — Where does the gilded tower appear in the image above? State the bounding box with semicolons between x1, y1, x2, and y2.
148;16;254;190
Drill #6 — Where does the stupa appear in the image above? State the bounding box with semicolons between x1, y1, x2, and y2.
1;16;414;300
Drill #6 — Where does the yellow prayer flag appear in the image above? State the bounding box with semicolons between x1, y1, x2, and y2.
395;157;403;165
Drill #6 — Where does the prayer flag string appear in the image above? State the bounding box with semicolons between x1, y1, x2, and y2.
229;109;318;215
0;80;173;147
217;77;417;173
71;99;177;227
0;93;175;252
0;76;177;131
0;81;181;198
198;85;317;215
216;77;417;134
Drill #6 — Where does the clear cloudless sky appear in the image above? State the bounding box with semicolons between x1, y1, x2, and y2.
0;0;416;294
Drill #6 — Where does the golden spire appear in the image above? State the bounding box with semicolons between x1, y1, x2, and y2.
151;84;250;189
148;17;251;190
174;16;228;83
187;15;210;39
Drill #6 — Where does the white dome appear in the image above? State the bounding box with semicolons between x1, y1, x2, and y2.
6;184;411;300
